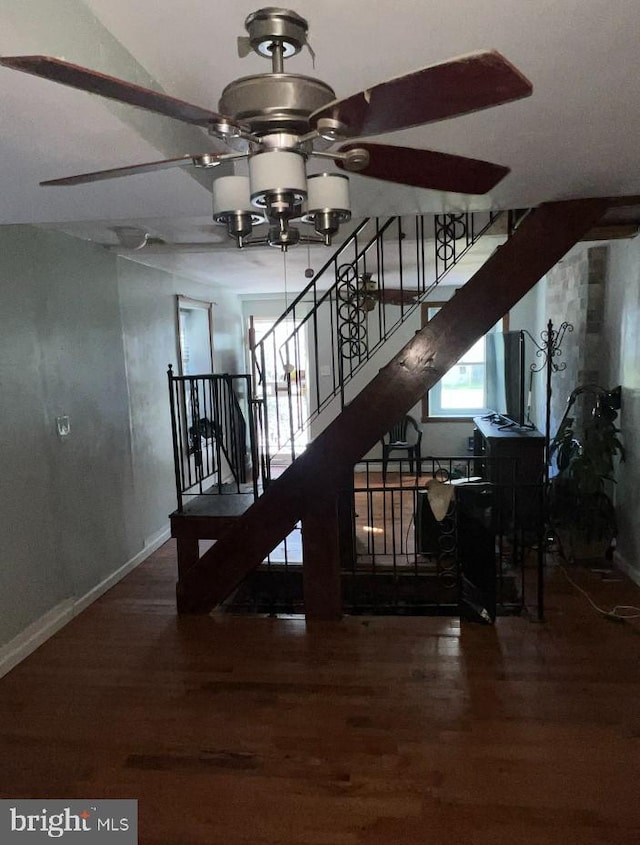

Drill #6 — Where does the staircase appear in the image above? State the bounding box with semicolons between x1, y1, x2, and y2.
176;198;612;616
251;210;512;483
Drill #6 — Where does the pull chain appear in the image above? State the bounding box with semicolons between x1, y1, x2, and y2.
305;243;315;279
282;250;294;377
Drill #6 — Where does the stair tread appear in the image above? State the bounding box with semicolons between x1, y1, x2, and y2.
172;491;255;519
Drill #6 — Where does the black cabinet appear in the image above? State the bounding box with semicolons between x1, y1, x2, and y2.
473;416;545;532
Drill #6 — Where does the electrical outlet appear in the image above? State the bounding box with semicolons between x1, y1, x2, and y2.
56;415;71;437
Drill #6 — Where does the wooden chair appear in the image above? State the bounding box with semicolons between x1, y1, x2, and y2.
381;414;422;480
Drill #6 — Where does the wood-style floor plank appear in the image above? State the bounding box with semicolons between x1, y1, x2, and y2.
1;540;640;843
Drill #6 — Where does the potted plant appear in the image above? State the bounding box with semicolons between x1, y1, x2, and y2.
548;385;624;562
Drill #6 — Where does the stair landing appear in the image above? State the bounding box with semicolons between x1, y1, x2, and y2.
171;485;256;540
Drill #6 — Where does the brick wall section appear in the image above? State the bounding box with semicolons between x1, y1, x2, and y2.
544;244;608;437
585;245;608;382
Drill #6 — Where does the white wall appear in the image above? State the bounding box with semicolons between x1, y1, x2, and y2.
603;236;640;582
0;227;244;670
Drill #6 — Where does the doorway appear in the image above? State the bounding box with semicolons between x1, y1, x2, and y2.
177;297;214;376
252;318;310;459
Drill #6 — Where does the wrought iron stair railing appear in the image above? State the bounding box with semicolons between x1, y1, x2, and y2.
167;367;258;511
252;210;527;482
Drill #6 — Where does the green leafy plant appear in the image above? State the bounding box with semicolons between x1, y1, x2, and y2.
549;386;624;552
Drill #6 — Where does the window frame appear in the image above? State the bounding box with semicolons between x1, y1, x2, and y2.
421;301;509;423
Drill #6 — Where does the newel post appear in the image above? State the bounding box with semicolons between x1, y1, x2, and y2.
301;485;344;620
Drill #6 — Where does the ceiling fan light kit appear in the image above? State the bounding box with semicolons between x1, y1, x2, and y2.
302;173;352;244
212;175;266;248
0;6;533;252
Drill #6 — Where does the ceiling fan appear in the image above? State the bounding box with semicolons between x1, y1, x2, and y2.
338;272;423;311
0;7;532;250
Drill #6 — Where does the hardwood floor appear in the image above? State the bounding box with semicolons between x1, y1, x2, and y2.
1;541;640;844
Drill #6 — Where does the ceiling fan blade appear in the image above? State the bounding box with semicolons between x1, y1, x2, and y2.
0;55;240;131
337;143;509;194
311;50;531;138
375;289;422;306
40;155;202;186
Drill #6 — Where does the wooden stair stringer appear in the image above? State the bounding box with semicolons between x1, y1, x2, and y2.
177;198;610;613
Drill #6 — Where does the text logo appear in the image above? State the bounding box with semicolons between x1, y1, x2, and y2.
1;801;137;843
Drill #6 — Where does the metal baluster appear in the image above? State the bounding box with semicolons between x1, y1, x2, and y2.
167;366;183;511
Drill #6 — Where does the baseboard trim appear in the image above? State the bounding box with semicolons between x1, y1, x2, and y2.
0;600;75;681
0;525;171;680
613;550;640;588
73;525;170;615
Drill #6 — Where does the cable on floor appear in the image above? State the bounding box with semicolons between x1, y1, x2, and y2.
559;563;640;621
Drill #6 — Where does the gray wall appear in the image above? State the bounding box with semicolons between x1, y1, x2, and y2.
0;227;244;652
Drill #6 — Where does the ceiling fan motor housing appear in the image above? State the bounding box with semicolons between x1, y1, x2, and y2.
218;73;336;136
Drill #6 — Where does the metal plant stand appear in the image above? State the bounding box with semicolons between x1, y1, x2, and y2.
523;319;573;619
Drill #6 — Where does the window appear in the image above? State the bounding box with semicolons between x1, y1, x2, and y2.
176;297;214;375
422;302;508;420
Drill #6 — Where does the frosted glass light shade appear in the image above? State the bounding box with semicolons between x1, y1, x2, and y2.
249;150;307;208
306;173;350;216
212;175;254;216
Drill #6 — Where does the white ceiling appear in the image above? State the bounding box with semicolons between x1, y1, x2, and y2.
2;0;640;294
